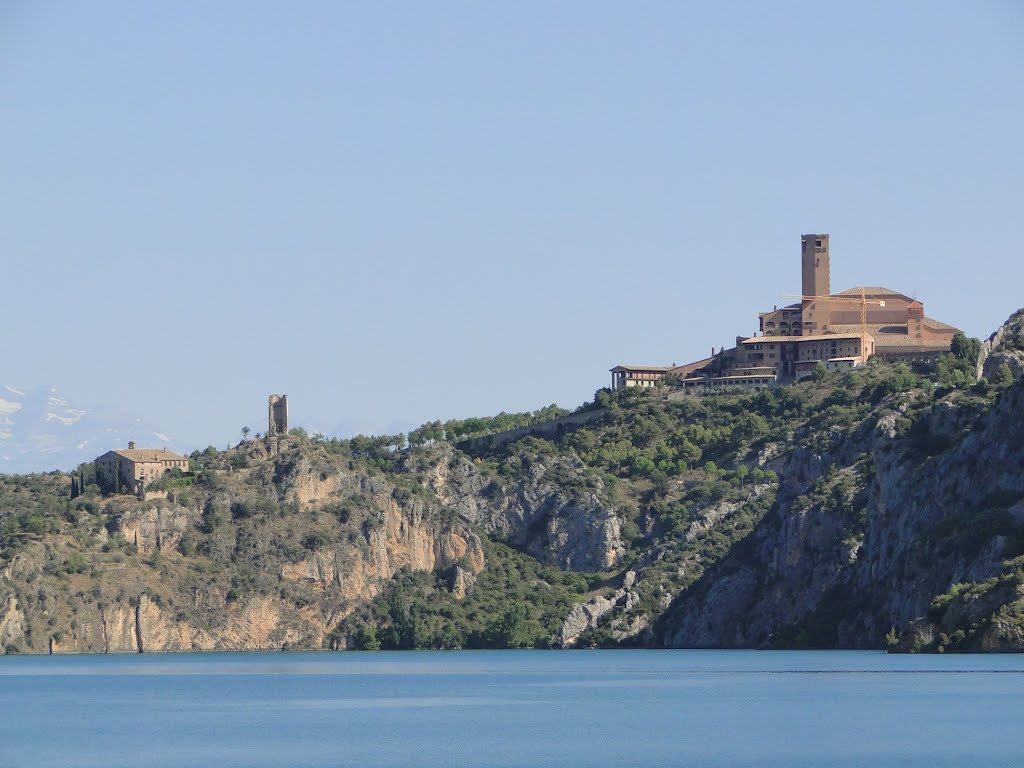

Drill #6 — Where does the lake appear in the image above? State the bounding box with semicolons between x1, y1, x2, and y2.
1;650;1022;767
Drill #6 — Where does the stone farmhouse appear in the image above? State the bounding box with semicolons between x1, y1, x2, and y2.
612;233;961;394
95;441;189;495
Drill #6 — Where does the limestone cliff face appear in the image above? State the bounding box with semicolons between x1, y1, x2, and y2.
978;309;1024;382
657;370;1024;649
108;502;194;555
0;591;25;648
279;501;485;603
5;442;486;654
420;446;624;571
47;595;306;654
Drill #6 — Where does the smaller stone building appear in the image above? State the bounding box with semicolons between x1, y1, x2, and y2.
95;441;189;495
610;365;672;390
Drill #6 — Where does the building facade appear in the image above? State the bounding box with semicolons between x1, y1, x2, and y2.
95;441;189;495
610;365;672;390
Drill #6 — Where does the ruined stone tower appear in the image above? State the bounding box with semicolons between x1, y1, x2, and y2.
268;394;288;436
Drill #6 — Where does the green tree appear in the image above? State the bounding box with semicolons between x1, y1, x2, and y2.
483;605;528;648
950;333;981;362
992;361;1014;389
678;439;702;469
936;354;971;388
352;625;381;651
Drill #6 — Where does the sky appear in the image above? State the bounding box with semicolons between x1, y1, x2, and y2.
2;1;1022;454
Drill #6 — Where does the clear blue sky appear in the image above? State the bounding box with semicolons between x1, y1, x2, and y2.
2;1;1022;448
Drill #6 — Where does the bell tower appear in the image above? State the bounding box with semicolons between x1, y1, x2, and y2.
801;234;830;299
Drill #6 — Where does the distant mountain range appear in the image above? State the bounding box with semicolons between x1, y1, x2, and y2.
0;385;183;474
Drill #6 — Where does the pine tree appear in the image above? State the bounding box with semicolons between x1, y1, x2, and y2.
993;361;1014;389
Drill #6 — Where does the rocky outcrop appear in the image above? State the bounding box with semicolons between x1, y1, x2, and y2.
279;501;484;604
658;379;1024;649
560;593;620;646
448;566;476;599
8;440;491;654
0;592;25;650
978;309;1024;381
109;503;195;554
49;594;303;653
558;570;646;647
423;446;623;571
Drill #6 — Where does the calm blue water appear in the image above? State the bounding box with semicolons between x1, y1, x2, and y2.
1;650;1023;767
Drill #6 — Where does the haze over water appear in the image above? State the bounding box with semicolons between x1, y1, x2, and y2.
1;650;1022;767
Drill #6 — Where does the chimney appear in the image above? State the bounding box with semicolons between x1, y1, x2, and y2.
128;441;136;450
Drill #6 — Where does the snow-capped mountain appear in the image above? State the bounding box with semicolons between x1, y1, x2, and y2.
0;385;184;474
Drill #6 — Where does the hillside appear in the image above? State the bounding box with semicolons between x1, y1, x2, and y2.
2;310;1023;654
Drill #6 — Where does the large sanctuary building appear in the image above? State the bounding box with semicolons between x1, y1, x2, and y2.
611;234;960;393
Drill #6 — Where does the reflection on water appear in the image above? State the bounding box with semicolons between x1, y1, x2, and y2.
1;650;1022;768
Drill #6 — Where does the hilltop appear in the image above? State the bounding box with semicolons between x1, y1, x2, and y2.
2;310;1023;653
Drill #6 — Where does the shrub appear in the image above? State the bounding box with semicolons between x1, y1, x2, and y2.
301;532;329;551
351;625;381;651
230;498;277;520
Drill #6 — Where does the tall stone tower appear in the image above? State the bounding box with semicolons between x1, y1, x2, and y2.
800;233;830;299
268;394;288;436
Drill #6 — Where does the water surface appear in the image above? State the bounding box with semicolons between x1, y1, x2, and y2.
1;650;1022;767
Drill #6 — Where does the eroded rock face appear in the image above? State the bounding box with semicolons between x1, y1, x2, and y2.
424;446;623;572
560;593;620;647
0;592;25;649
48;594;298;653
449;567;476;599
109;503;195;554
979;309;1024;382
658;380;1024;650
279;500;485;607
18;442;490;654
985;351;1024;382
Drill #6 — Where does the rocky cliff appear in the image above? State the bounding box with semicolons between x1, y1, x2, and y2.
655;382;1024;648
656;311;1024;650
414;446;623;571
0;438;488;653
0;430;625;653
